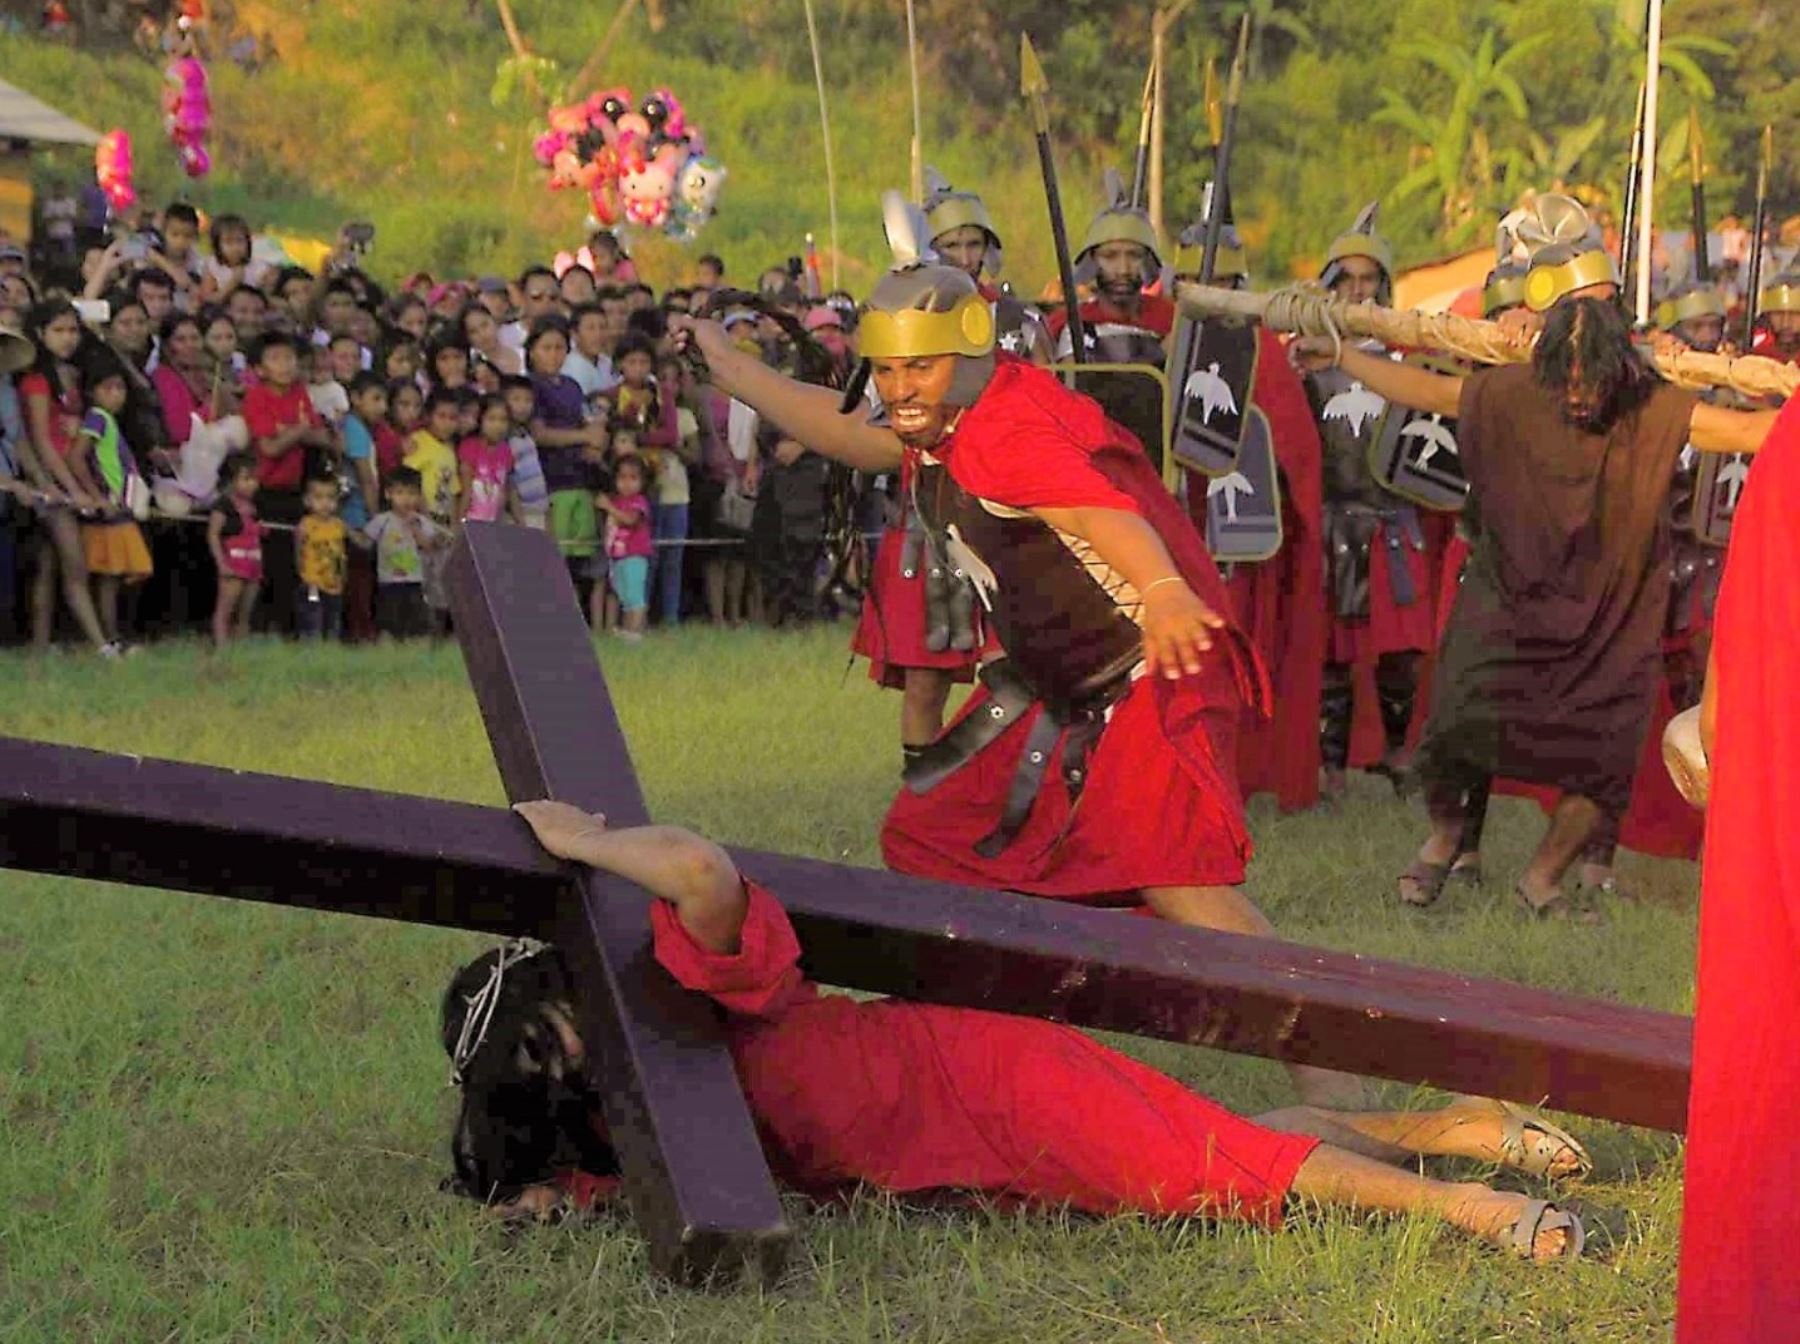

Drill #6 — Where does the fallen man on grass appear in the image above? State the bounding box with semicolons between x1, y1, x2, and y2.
441;800;1592;1264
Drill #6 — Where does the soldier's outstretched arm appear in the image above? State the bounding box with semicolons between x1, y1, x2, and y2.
1690;403;1780;455
1289;337;1464;419
670;316;904;472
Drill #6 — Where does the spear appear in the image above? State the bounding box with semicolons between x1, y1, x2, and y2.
1199;15;1252;284
1128;56;1158;210
1743;124;1773;349
1021;33;1087;363
1688;106;1710;284
1634;0;1664;324
1619;80;1646;301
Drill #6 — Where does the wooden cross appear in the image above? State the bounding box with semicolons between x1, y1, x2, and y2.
0;525;1692;1286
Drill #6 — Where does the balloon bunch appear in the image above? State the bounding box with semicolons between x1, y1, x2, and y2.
532;86;725;241
95;130;136;214
162;54;212;178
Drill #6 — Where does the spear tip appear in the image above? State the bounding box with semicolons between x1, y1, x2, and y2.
1020;32;1048;100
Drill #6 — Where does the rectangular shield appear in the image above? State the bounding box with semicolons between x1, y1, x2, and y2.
1691;450;1751;548
1053;362;1172;476
1204;405;1283;563
1169;315;1259;478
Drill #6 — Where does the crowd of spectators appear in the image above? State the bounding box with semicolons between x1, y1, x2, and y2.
0;200;876;654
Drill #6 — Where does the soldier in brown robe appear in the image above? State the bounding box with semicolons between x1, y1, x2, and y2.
1293;294;1777;917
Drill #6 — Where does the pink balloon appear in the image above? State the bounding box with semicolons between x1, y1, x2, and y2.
180;143;211;178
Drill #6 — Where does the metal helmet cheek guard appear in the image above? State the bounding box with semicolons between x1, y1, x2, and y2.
858;263;998;408
1319;200;1395;302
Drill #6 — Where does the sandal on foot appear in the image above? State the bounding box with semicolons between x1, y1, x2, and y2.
1501;1199;1585;1263
1515;883;1604;926
1447;855;1484;887
1399;857;1452;907
1491;1101;1594;1181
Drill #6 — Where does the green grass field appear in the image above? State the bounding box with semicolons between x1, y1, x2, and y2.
0;630;1694;1342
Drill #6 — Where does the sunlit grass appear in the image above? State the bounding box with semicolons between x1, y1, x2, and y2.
0;631;1691;1341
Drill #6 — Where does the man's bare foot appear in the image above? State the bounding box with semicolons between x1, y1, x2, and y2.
1516;874;1604;925
1449;1185;1583;1262
1575;862;1636;903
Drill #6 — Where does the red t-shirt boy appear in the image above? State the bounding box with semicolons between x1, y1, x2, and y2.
242;331;332;492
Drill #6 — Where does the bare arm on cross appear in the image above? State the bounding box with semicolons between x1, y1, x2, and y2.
1690;403;1781;455
1031;505;1226;679
668;315;903;473
513;801;747;954
1289;338;1465;419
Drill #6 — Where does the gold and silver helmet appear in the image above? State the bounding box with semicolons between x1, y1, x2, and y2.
1516;194;1621;313
1657;283;1728;332
1760;271;1800;315
862;191;997;406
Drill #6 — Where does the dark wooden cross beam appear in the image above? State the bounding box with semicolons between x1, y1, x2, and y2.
0;527;1694;1281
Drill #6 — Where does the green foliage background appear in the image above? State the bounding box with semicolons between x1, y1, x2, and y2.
2;0;1796;291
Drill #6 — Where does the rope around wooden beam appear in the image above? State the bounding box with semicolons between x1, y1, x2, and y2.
1174;281;1800;401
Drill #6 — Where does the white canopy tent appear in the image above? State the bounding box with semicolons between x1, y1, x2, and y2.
0;77;101;147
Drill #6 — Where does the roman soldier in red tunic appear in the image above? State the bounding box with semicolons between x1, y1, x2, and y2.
1044;185;1175;363
921;167;1053;365
1748;270;1800;366
1302;203;1455;801
674;244;1368;1107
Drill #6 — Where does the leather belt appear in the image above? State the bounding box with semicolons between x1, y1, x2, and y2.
1324;502;1424;620
903;658;1128;857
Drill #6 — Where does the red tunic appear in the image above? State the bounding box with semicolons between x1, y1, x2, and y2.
558;882;1319;1221
1206;329;1326;813
1678;399;1800;1342
880;360;1261;899
849;449;984;689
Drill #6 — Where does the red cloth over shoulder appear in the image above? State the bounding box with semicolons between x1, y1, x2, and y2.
1225;330;1326;811
1678;398;1800;1342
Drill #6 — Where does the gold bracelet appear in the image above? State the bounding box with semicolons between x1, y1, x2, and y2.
1142;574;1185;599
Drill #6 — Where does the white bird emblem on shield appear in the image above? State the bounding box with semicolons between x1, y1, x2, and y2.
1322;381;1386;436
1206;471;1255;523
1183;362;1239;425
1399;416;1459;469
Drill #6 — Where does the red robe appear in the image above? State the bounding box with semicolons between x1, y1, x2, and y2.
881;359;1263;899
849;448;984;689
557;880;1319;1221
1678;398;1800;1341
1198;329;1327;813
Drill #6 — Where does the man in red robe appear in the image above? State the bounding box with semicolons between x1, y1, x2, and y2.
674;258;1364;1107
443;798;1589;1269
1678;394;1800;1341
921;168;1053;365
1171;218;1326;813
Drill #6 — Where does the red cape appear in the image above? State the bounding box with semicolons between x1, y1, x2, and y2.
1678;398;1800;1341
1216;329;1326;812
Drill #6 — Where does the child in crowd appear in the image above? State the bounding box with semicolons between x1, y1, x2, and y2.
206;450;262;648
200;213;270;304
243;329;334;632
383;339;421;386
357;465;445;641
457;394;516;525
609;336;660;435
404;388;461;629
381;379;421;478
598;452;654;642
203;311;243;379
526;319;609;610
501;375;547;530
18;299;112;652
428;338;470;393
327;332;364;387
652;354;699;626
340;372;386;639
405;388;461;523
294;472;347;639
562;302;615;407
306;342;350;426
156;202;205;310
72;353;152;645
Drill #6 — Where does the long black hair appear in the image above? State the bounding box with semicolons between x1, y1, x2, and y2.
25;297;84;403
439;942;617;1204
1532;295;1661;432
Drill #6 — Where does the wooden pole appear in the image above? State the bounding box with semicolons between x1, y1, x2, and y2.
802;0;841;292
1635;0;1663;323
905;0;924;204
1148;0;1197;238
